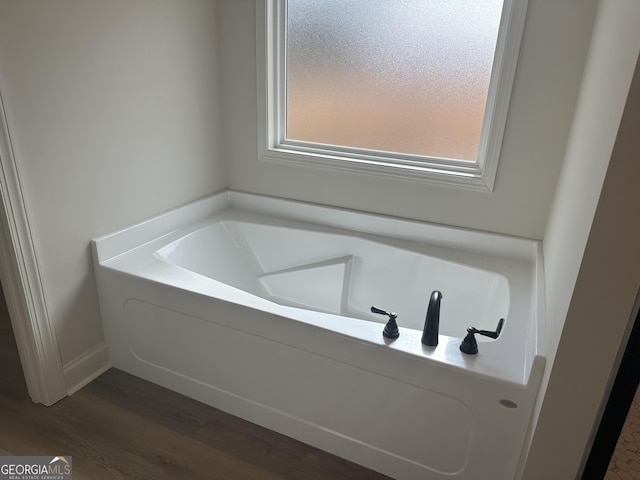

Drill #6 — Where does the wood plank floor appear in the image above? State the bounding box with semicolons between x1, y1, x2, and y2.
0;292;390;479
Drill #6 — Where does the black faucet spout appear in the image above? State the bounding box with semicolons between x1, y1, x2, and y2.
422;290;442;346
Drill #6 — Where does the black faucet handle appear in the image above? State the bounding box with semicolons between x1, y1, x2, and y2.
371;306;400;340
469;318;505;339
371;306;396;318
460;318;505;355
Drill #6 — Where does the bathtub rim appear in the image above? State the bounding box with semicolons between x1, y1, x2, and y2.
94;189;542;266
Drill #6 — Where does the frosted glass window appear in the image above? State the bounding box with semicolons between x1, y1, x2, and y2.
286;0;504;162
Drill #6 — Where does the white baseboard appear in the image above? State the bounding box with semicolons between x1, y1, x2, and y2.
63;342;112;395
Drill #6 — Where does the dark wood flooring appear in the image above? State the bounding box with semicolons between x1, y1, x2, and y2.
0;290;390;479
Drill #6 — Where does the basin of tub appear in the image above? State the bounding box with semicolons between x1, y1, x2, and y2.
155;220;510;338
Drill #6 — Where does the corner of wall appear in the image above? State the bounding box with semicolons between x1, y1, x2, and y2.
63;342;111;395
522;0;640;476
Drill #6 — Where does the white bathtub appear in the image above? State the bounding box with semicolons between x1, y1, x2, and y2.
92;190;546;480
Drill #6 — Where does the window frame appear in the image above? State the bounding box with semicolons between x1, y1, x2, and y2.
256;0;529;191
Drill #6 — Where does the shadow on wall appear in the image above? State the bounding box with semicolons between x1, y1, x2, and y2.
0;285;28;400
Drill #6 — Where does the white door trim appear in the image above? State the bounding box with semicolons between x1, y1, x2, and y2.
0;82;67;405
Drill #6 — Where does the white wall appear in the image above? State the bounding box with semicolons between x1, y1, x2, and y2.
522;0;640;476
0;0;224;380
220;0;599;240
539;0;640;396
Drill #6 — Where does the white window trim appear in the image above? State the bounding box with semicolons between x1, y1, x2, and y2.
256;0;528;192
